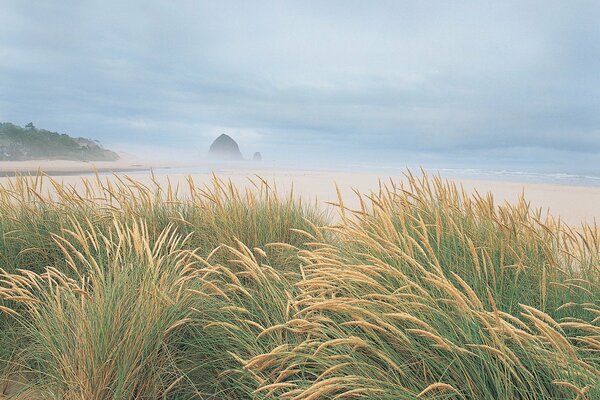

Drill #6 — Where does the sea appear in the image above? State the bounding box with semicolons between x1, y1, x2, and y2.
15;158;598;188
133;161;600;188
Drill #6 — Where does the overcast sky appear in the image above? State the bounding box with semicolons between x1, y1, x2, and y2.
1;1;599;171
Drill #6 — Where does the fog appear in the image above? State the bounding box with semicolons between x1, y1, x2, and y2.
1;1;599;175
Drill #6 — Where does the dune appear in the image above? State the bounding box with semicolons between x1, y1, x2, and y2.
0;167;598;398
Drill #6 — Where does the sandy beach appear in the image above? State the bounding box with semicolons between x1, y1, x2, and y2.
0;157;165;176
0;161;597;226
181;168;600;226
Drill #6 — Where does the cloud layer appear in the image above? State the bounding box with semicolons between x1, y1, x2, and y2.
1;1;599;170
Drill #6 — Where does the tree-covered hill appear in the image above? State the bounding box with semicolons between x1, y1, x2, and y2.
0;122;119;161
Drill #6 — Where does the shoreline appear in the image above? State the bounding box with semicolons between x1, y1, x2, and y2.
0;163;597;226
0;159;161;176
0;167;151;177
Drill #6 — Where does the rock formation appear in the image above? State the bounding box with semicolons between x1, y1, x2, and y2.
208;134;243;160
253;152;262;161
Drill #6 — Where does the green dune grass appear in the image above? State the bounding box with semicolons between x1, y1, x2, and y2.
0;172;598;399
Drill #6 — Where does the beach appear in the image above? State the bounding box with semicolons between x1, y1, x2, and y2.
0;158;161;176
0;161;597;226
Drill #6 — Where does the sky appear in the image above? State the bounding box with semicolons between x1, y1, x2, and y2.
1;1;599;173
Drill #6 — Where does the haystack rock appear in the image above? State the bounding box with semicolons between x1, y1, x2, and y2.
208;134;243;160
253;152;262;161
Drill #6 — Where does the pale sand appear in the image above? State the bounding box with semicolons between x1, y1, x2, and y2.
181;168;600;226
0;165;597;226
0;157;170;175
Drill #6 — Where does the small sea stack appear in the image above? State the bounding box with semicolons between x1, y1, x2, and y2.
253;152;262;161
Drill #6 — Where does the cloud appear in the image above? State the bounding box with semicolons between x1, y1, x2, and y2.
1;1;599;169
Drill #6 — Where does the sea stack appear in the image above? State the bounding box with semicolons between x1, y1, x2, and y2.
253;152;262;161
208;134;243;160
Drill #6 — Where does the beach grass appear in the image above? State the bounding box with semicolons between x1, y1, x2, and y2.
0;172;598;399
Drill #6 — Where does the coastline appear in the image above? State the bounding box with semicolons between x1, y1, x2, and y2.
0;161;597;226
0;158;161;176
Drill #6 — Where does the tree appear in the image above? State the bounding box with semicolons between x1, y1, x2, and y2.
25;122;35;130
